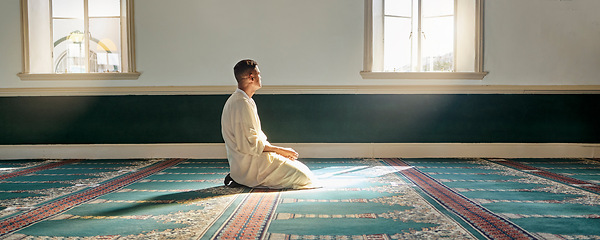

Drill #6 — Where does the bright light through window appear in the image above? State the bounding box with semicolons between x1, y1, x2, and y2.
20;0;137;79
52;0;122;73
384;0;455;72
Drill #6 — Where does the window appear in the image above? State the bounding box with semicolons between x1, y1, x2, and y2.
362;0;487;79
18;0;139;80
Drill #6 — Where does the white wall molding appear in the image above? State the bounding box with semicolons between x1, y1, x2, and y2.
1;85;600;96
1;143;598;160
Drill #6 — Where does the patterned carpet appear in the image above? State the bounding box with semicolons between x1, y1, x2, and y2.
0;158;599;239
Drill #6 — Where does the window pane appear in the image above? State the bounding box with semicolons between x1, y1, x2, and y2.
89;0;121;17
421;16;454;72
89;18;122;73
53;19;86;73
384;0;412;17
52;0;83;19
422;0;454;17
384;17;412;72
28;0;53;73
456;0;477;72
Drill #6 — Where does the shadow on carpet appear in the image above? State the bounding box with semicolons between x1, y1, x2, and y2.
0;158;599;239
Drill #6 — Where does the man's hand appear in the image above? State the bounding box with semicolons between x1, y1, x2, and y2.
264;145;299;160
276;147;299;160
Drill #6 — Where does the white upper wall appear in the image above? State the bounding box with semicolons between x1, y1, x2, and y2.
1;0;599;89
134;0;364;87
485;0;600;85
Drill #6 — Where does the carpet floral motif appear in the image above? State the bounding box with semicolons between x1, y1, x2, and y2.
1;158;598;239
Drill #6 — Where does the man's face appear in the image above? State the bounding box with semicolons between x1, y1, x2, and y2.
249;67;262;88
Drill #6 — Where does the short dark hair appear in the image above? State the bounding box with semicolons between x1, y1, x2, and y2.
233;59;258;83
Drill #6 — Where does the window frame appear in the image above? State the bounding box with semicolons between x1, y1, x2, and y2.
18;0;140;81
361;0;487;80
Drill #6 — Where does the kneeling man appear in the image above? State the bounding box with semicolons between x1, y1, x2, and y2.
221;59;315;189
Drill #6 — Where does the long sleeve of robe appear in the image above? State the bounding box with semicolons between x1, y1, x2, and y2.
221;89;315;189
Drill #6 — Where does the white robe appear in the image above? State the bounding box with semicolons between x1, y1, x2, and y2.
221;89;315;189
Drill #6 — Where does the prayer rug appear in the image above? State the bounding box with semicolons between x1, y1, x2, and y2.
0;158;598;239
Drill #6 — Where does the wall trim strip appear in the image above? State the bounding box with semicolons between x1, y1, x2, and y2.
1;85;600;96
1;143;598;160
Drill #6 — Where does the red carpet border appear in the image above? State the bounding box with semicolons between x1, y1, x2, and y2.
0;158;186;237
384;158;537;240
213;189;281;240
0;159;82;181
490;159;600;194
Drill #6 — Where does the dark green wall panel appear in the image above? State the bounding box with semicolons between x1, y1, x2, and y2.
1;94;598;144
0;95;227;144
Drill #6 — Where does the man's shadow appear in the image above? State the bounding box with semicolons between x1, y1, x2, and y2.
92;186;246;216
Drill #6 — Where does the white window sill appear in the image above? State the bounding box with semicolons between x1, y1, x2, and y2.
360;71;488;80
17;72;141;81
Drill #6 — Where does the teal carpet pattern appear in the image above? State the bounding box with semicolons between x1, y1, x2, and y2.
0;158;598;239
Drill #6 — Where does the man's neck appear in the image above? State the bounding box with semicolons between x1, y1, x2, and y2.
243;89;255;98
238;85;256;98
